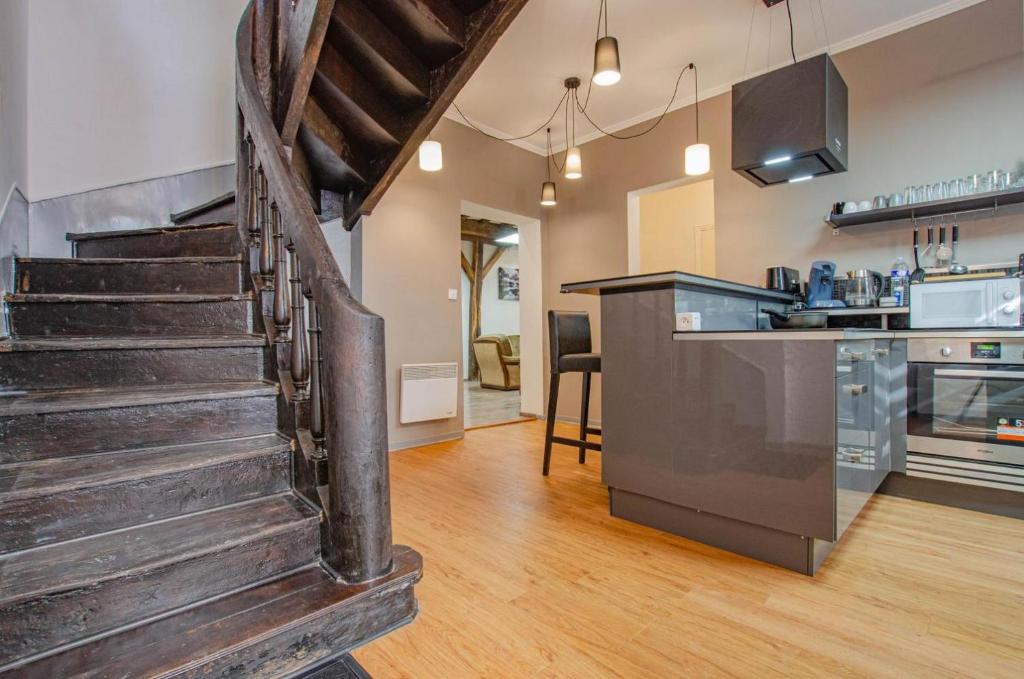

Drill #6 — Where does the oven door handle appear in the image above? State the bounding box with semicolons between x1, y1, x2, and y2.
933;368;1024;380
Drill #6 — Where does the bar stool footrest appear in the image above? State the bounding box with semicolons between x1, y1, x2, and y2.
551;436;602;451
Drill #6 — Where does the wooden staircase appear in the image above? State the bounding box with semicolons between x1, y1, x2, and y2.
0;223;419;677
0;0;525;675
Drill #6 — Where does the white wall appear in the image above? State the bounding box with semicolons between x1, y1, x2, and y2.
480;245;520;336
26;0;246;201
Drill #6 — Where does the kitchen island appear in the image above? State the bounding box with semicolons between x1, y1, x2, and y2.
561;272;905;574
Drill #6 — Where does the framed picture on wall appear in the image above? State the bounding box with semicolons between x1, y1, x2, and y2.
497;266;519;301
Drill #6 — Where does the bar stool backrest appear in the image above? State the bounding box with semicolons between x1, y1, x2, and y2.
547;310;592;374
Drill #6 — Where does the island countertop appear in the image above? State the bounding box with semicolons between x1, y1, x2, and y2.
560;271;795;302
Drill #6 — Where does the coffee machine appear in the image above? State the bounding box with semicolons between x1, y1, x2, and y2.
806;261;846;308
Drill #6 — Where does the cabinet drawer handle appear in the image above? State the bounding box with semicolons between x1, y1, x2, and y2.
839;348;866;361
872;348;890;358
842;384;867;396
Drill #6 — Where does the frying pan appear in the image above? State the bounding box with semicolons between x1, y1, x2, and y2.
764;309;828;329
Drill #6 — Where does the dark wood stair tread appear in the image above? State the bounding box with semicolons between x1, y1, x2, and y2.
0;433;289;502
5;292;253;303
0;334;267;352
0;493;317;608
8;547;422;678
15;256;242;264
0;381;279;416
66;222;234;243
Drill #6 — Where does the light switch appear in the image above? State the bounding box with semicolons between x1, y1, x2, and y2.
448;288;458;301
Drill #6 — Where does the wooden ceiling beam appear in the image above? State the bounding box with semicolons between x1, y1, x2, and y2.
460;216;517;245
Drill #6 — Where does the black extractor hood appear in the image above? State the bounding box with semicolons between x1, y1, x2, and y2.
731;53;848;187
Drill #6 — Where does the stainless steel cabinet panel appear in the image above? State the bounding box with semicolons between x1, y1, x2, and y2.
835;339;893;538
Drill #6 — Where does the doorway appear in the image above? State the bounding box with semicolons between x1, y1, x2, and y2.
626;178;716;276
459;202;542;429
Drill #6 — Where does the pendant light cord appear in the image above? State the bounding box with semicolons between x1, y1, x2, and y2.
786;0;796;64
693;63;699;142
452;90;568;142
574;62;693;141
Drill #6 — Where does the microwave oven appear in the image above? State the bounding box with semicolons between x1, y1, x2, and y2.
910;278;1022;328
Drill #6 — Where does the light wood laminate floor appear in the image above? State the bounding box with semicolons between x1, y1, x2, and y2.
354;420;1024;678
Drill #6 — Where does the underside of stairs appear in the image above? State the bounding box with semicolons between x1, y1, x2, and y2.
0;222;419;677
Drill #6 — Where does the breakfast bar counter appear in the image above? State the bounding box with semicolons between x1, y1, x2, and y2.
561;272;901;574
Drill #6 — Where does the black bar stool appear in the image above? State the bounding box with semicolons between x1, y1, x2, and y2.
543;310;601;476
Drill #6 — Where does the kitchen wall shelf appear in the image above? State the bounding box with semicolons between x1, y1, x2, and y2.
826;187;1024;228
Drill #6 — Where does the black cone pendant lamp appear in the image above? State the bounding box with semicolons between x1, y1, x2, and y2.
592;0;621;86
541;128;557;206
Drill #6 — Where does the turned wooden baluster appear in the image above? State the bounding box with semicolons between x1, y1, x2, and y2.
288;244;309;399
271;204;290;340
258;175;274;287
307;297;326;460
246;137;260;246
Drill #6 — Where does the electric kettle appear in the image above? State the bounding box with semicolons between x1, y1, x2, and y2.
845;269;884;307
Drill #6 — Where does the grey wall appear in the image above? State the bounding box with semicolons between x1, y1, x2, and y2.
1;0;30;336
28;164;236;258
543;0;1024;424
360;117;546;451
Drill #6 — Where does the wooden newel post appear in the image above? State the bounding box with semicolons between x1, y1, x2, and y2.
307;296;326;460
246;137;260;246
272;205;290;341
319;281;393;583
288;245;309;399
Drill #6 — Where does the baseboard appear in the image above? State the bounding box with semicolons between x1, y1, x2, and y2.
388;431;464;452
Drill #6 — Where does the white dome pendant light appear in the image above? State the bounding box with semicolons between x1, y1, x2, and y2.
592;0;621;86
419;139;443;172
564;78;583;180
684;63;710;176
541;128;558;206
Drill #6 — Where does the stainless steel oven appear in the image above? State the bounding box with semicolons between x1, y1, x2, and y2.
906;337;1024;492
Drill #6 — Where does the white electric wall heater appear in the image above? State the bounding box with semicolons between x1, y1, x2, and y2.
399;363;459;424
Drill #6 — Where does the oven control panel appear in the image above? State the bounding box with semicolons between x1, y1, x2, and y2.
909;337;1024;364
971;342;1002;359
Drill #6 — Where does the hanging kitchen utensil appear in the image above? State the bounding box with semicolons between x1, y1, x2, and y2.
949;221;968;275
935;224;952;267
911;226;926;283
923;224;935;267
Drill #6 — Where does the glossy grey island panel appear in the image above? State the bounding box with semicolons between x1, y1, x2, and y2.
560;273;898;575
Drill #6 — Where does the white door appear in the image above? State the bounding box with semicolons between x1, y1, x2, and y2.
694;223;716;277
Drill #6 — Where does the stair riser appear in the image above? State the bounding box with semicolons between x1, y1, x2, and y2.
0;394;278;463
181;579;416;678
16;260;244;294
0;521;319;665
0;450;291;554
8;300;254;336
73;226;241;258
0;347;268;390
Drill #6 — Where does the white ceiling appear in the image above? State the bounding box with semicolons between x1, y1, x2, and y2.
446;0;991;155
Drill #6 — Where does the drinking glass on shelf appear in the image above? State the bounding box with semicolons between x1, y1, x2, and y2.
931;182;945;200
903;186;915;204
